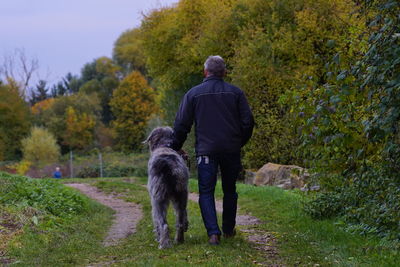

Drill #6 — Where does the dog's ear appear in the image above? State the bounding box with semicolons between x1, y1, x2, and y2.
142;135;151;144
143;128;157;144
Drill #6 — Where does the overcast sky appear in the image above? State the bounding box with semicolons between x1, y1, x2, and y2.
0;0;177;86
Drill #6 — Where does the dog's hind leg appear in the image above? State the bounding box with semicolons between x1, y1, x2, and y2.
152;198;171;249
172;192;189;244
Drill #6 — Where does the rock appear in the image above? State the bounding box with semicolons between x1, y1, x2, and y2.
244;170;257;185
301;184;320;192
253;163;309;189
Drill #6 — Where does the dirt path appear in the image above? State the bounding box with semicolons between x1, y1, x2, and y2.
65;183;143;247
188;192;282;266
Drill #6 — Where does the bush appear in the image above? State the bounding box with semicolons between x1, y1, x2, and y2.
104;164;137;177
76;162;146;178
74;152;148;178
21;127;60;168
306;171;400;240
76;165;100;178
305;191;344;219
16;160;32;175
0;172;87;217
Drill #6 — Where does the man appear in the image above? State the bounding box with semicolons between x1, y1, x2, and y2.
171;55;254;245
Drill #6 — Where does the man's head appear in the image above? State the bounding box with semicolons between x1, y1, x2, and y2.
56;167;60;171
204;55;226;78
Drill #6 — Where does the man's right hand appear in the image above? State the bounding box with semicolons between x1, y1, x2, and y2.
178;149;190;169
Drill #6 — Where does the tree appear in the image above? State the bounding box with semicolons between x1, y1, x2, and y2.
0;83;31;160
63;72;81;94
31;98;56;128
113;28;146;75
63;106;96;150
110;71;158;151
38;92;101;152
80;57;121;83
79;57;121;124
30;80;49;105
49;72;82;97
0;48;39;99
50;81;68;97
21;126;60;167
31;98;55;116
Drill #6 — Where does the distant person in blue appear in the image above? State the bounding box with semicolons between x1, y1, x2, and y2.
53;167;62;179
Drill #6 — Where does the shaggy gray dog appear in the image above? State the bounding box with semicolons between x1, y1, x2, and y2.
144;127;189;249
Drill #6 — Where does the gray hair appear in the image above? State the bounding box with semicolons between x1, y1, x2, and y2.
204;55;226;77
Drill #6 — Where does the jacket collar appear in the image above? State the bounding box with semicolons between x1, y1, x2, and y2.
203;76;223;82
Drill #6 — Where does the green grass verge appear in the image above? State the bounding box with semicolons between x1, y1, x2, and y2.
4;174;399;266
8;199;113;266
0;172;114;266
193;179;399;267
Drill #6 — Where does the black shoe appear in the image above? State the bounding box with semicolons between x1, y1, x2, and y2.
208;234;220;245
223;229;236;238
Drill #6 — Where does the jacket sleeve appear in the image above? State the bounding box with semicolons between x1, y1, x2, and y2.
238;91;254;146
171;93;194;151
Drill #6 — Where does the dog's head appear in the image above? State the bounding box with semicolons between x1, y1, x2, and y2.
143;127;174;152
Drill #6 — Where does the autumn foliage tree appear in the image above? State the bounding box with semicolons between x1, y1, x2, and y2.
110;71;157;151
36;93;101;152
63;106;96;150
0;82;31;160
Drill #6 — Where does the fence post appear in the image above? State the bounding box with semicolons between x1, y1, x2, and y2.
99;152;103;178
69;150;73;178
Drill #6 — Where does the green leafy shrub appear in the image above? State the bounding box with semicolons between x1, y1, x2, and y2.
104;164;137;178
305;191;344;219
0;172;87;217
76;162;146;178
76;164;100;178
21;127;60;168
73;152;148;178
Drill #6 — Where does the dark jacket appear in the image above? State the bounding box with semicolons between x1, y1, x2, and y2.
171;76;254;155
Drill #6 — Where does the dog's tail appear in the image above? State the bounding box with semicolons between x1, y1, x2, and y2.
152;154;177;189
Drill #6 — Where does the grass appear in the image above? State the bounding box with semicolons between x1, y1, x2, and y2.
68;177;399;266
0;172;114;266
198;180;400;266
8;199;113;266
2;174;399;266
83;178;266;266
